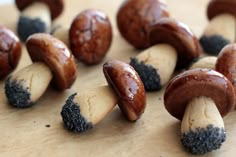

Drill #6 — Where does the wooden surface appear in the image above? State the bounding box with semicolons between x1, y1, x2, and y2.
1;0;236;156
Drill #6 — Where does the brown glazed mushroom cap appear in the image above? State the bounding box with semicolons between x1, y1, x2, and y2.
207;0;236;20
15;0;64;20
69;9;112;65
26;33;77;90
149;18;201;69
164;68;235;120
117;0;169;49
103;60;146;121
216;43;236;92
0;26;22;79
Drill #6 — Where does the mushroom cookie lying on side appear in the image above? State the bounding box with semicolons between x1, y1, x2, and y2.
15;0;64;41
164;68;235;154
189;56;217;70
61;60;146;133
130;18;200;91
117;0;169;49
52;9;112;65
0;26;22;79
5;33;77;108
200;0;236;55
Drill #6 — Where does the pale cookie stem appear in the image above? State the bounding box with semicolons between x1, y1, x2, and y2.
200;14;235;54
52;26;69;46
181;96;225;154
22;2;51;29
61;85;118;133
203;14;235;42
5;62;52;108
189;56;217;70
136;44;177;85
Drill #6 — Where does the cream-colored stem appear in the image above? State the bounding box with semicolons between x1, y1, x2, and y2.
181;96;224;133
52;26;69;46
135;44;177;86
74;85;118;125
203;14;235;42
21;2;51;29
10;62;52;103
189;56;217;70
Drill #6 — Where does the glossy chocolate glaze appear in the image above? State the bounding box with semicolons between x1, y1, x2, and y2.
216;44;236;93
0;26;22;79
150;18;201;69
69;9;112;65
207;0;236;20
15;0;64;20
103;60;146;121
117;0;169;49
26;33;77;90
164;68;235;121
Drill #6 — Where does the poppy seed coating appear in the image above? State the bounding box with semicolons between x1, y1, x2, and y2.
181;125;226;155
199;35;229;55
130;58;161;91
61;93;93;133
5;77;32;108
17;16;46;42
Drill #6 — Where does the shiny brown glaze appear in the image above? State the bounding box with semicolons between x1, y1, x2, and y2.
117;0;169;49
15;0;64;20
0;26;22;79
216;44;236;94
26;33;77;90
164;68;235;121
103;60;146;121
207;0;236;20
150;18;201;69
69;9;112;65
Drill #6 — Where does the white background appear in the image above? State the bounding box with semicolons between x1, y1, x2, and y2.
0;0;13;5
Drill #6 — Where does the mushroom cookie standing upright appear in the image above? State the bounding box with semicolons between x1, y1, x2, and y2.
0;26;22;79
199;0;236;55
15;0;64;41
130;18;200;91
164;68;235;154
61;60;146;133
117;0;169;49
5;33;77;108
52;9;112;65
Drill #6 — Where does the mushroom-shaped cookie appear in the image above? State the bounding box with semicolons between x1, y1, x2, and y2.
189;56;217;70
130;18;200;91
61;60;146;133
199;0;236;55
52;9;112;65
15;0;64;41
164;68;235;154
5;33;77;108
117;0;169;49
216;43;236;93
0;26;22;79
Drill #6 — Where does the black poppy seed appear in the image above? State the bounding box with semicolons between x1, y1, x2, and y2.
17;16;46;42
181;124;226;155
130;58;161;91
5;77;33;108
61;93;93;133
199;35;230;55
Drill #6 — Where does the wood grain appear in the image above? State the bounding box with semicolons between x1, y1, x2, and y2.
1;0;236;157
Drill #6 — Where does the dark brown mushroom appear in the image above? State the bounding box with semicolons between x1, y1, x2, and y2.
5;33;77;108
199;0;236;55
60;60;146;133
130;18;200;91
15;0;64;41
0;26;22;79
164;68;235;154
117;0;169;49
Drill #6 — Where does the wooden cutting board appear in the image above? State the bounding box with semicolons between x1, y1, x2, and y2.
1;0;236;156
